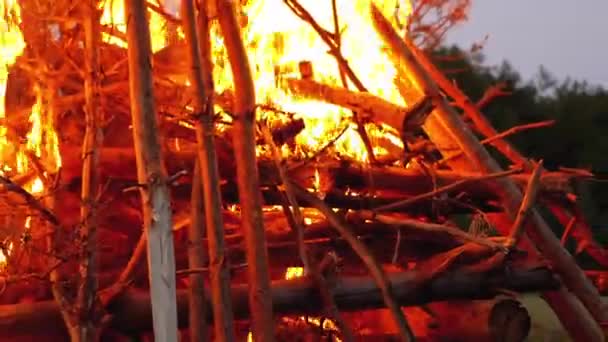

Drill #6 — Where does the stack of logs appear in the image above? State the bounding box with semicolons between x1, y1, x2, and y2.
0;0;606;341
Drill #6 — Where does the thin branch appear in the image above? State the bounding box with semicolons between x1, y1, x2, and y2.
260;123;309;271
0;176;60;227
374;167;522;212
476;82;511;109
438;120;555;166
561;217;577;246
355;211;506;252
506;161;544;248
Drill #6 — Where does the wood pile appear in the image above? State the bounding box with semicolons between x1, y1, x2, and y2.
0;0;606;341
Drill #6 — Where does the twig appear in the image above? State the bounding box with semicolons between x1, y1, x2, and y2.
260;123;309;271
0;176;60;226
438;120;555;166
176;263;248;276
476;82;511;109
482;120;555;146
311;252;355;342
374;167;523;212
287;124;349;171
506;161;544;249
293;185;416;342
561;217;577;246
355;211;506;251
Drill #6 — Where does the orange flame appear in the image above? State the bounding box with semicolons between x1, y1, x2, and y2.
1;1;61;179
210;0;411;162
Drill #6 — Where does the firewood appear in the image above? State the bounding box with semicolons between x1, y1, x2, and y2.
284;78;427;134
0;268;558;337
58;145;580;203
181;0;235;339
216;0;275;340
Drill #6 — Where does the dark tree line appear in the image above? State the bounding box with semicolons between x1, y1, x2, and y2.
432;45;608;239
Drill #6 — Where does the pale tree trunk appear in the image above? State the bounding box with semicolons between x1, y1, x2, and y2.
181;0;237;340
76;1;103;341
370;5;606;341
124;0;179;340
215;0;275;340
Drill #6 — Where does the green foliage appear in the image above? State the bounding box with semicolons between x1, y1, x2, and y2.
431;45;608;225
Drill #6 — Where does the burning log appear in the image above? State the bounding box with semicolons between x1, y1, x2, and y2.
284;78;432;134
0;268;558;338
58;145;581;202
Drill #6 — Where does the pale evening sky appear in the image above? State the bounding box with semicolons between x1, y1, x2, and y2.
445;0;608;87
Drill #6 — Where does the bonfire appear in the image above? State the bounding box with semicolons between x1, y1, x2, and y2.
0;0;606;341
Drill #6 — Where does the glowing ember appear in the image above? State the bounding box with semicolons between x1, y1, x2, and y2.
285;266;305;280
0;241;11;269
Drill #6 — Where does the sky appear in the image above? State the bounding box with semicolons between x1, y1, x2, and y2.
445;0;608;87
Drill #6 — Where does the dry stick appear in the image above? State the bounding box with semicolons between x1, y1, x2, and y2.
374;167;522;212
284;79;423;133
293;185;416;342
408;42;527;166
357;212;505;251
560;217;577;246
188;163;209;341
476;82;511;109
506;161;544;249
216;0;275;341
0;175;60;226
76;2;103;341
369;5;608;338
327;0;376;165
182;0;236;340
260;123;309;272
124;0;179;340
438;120;555;166
283;0;376;164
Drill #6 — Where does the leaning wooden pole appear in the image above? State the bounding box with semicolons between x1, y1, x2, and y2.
124;0;179;340
76;1;103;341
189;163;209;341
182;0;236;340
370;5;606;341
216;0;275;340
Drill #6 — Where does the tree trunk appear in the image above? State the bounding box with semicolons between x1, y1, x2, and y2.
124;0;179;340
215;0;275;341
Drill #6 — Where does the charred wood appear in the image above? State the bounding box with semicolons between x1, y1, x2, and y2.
0;268;558;337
